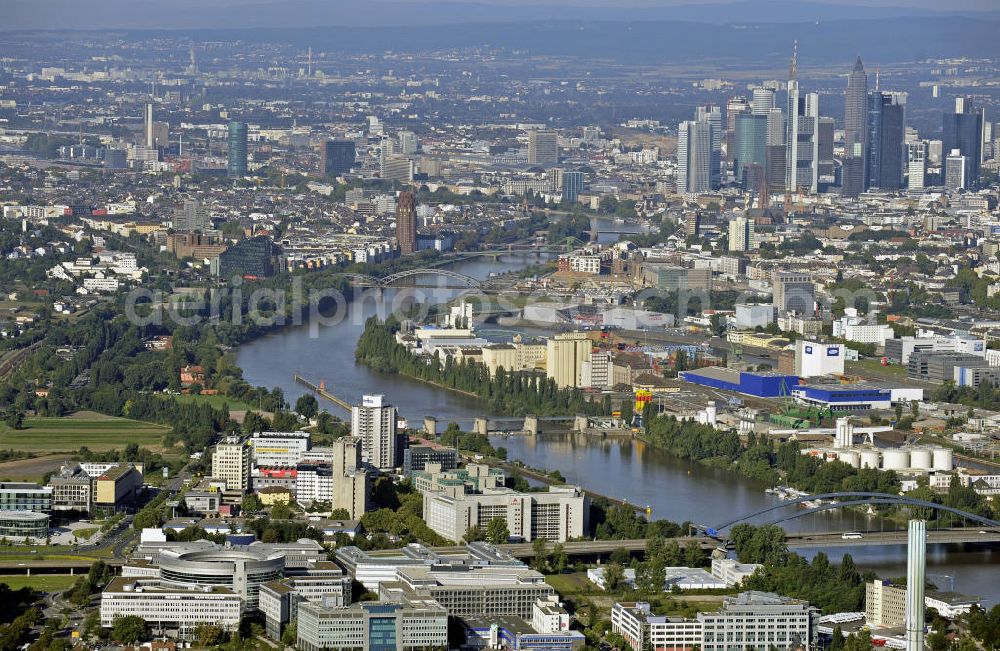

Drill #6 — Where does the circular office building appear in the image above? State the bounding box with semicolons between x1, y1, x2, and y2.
158;546;284;610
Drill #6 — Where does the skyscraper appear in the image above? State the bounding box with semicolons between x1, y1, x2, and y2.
677;119;712;195
945;149;968;190
943;99;984;188
817;117;835;179
734;113;768;184
144;102;155;149
227;121;248;179
528;130;559;166
907;141;927;191
784;44;819;193
751;87;776;116
697;105;722;188
321;140;356;176
844;57;868;159
351;394;397;471
561;170;585;202
725;96;750;162
396;191;417;255
173;199;210;232
867;92;905;190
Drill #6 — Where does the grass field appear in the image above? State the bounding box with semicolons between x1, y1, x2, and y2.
0;574;78;592
546;572;601;596
0;411;170;453
171;393;255;412
847;359;908;379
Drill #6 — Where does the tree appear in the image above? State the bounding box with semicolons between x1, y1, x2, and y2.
602;562;626;592
683;540;704;567
110;616;149;644
3;409;24;430
295;394;319;420
532;538;550;571
550;543;568;574
241;493;263;514
194;624;227;647
485;518;510;544
463;525;485;543
281;620;298;647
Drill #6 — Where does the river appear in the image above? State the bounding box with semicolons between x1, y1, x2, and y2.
236;250;1000;606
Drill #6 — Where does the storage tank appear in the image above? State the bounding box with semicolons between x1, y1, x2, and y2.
909;447;933;471
882;449;910;471
932;447;954;472
860;449;881;469
837;450;861;468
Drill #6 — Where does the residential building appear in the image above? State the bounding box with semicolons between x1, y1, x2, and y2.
172;199;210;232
212;436;253;493
352;394;398;471
728;216;755;253
422;485;588;543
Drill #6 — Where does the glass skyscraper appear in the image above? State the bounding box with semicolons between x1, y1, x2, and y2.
866;92;905;190
734;113;768;185
943;100;983;188
227;121;248;178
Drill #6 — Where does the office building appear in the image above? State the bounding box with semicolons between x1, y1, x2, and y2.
867;92;906;190
943;99;983;188
402;445;459;475
0;511;49;541
212;436;252;493
842;154;866;197
866;580;907;628
213;236;280;279
0;482;52;513
545;331;592;389
727;216;755;253
227;121;248;178
945;149;969;190
397;130;418;155
765;143;787;194
100;576;243;635
677;119;713;195
172;199;210;232
94;465;143;512
794;340;845;378
696;105;722;188
907;352;989;384
527;130;559;167
422;485;588;543
412;463;505;496
381;156;414;182
260;574;352;640
734;113;768;184
751;87;775;116
817;116;835;178
380;565;555;619
561;170;584;202
844;57;868;162
321;140;356;176
396;191;417;255
772;271;814;315
907;141;927;190
104;148;127;169
352;394;398;471
698;591;818;651
296;598;448;651
251;431;312;467
885;334;986;365
710;557;763;587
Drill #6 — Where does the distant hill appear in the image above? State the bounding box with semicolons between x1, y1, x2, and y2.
3;0;998;31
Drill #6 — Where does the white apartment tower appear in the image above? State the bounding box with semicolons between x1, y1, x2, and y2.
212;436;252;493
352;394;397;471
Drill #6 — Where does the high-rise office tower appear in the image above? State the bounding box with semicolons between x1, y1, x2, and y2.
677;119;713;195
398;130;418;155
766;108;785;146
728;216;755;253
844;57;868;159
396;191;417;255
766;144;787;194
945;149;968;190
751;87;776;116
725;96;750;162
173;199;210;232
211;436;252;493
321;140;356;176
697;105;722;188
943;98;984;188
842;156;866;198
867;92;906;190
227;121;248;178
561;170;585;202
144;102;154;149
351;394;398;471
734;113;768;185
905;520;926;651
907;141;927;191
817;117;835;178
528;129;559;166
784;45;819;193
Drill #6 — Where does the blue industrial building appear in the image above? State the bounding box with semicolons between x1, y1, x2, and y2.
680;367;798;398
791;383;892;411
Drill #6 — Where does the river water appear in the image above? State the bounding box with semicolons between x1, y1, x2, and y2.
236;251;1000;606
